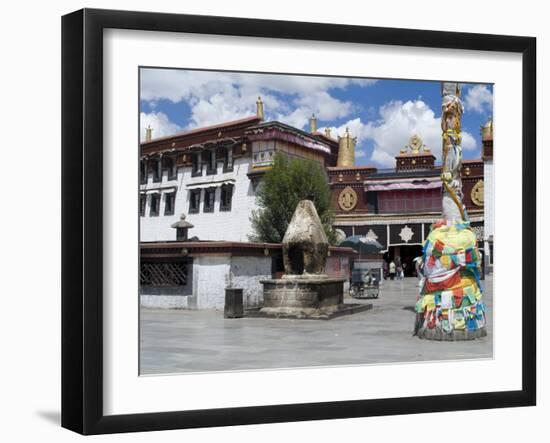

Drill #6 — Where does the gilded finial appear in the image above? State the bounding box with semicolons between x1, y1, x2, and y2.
337;127;357;167
309;113;317;133
145;125;153;142
256;96;265;120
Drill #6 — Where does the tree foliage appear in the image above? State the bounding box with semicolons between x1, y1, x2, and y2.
249;153;335;244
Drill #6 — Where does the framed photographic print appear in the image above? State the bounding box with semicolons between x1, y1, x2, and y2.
61;8;536;435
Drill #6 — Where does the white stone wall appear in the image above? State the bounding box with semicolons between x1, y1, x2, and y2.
140;254;273;310
140;294;190;309
192;256;232;310
229;256;272;308
140;155;258;242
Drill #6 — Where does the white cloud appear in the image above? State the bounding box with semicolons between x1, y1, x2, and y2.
355;149;368;158
140;69;376;130
464;85;493;114
461;131;477;151
140;112;181;141
322;100;477;168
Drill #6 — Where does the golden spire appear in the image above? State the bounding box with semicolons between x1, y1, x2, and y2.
256;96;265;120
481;117;493;140
309;113;317;133
145;125;153;142
337;127;357;167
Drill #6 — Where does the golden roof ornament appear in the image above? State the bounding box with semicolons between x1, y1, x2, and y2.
471;180;484;206
309;113;317;133
399;134;429;155
481;117;493;140
409;134;423;153
338;186;358;211
145;125;153;142
256;96;265;120
336;127;357;167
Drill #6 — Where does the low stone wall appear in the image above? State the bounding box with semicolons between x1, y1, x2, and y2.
192;256;231;310
229;256;272;308
139;255;272;310
139;241;356;310
140;268;194;309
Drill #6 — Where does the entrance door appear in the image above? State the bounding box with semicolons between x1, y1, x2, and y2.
386;245;423;277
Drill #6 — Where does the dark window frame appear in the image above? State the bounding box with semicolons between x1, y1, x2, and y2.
203;187;216;212
164;192;175;215
204;150;216;175
163;156;177;181
150;159;161;183
220;183;233;211
149;193;160;216
139;194;146;216
222;147;234;173
140;160;147;184
191;153;202;177
189;189;201;214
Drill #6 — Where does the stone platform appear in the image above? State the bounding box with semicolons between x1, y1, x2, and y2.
256;276;372;320
416;326;487;341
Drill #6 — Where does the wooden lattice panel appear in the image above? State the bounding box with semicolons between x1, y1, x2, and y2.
140;262;188;286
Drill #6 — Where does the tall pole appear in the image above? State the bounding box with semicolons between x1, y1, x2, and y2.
413;82;486;340
441;82;466;222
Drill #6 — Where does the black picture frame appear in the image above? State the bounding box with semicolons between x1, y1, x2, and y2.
62;8;536;435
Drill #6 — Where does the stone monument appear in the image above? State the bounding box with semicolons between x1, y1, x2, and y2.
414;83;487;340
258;199;371;319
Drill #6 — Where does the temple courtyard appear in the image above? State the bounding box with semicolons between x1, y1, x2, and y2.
140;275;493;375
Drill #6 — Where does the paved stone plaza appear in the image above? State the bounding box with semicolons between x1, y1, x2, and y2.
140;276;493;375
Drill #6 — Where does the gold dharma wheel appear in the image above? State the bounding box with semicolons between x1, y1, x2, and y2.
338;186;358;211
471;179;484;206
409;134;423;153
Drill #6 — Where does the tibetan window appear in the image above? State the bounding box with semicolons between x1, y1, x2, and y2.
163;156;177;181
149;159;161;183
140;160;147;184
223;147;233;172
150;193;160;216
204;150;216;175
191;153;202;177
164;192;175;215
220;183;233;211
204;187;216;212
139;194;146;216
189;189;201;214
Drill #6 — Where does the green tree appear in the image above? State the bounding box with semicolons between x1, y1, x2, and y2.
249;153;336;244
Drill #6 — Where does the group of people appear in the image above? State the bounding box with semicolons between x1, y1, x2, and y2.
383;257;406;280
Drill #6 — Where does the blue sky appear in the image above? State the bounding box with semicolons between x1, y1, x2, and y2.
140;68;493;168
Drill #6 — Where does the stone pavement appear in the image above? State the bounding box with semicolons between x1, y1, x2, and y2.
140;276;493;374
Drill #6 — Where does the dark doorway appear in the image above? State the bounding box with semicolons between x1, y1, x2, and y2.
387;244;423;277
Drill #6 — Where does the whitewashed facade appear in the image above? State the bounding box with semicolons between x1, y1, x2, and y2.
139;116;336;243
139;155;257;242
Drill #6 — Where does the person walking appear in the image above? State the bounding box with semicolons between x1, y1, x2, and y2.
389;260;396;280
